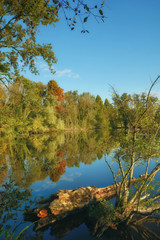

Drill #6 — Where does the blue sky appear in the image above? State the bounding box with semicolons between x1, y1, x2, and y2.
24;0;160;101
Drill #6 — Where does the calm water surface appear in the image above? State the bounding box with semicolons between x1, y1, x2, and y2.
0;131;159;239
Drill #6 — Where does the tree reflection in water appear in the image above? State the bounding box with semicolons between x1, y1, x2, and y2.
28;143;160;240
0;130;114;187
86;87;160;239
0;130;115;239
0;128;159;239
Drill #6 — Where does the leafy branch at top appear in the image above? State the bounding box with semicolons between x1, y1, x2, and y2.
0;0;106;84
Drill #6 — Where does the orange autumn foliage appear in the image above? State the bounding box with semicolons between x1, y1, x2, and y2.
48;80;64;101
37;209;48;218
50;160;67;182
56;106;62;113
57;150;63;157
56;88;64;101
48;80;64;112
57;161;66;173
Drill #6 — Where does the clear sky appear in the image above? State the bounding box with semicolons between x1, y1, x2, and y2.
24;0;160;101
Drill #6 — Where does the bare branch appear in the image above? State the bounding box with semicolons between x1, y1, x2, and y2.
104;154;119;192
135;75;160;126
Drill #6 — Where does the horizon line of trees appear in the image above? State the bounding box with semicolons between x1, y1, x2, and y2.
0;76;160;136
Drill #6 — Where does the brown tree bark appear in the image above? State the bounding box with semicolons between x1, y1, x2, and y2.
25;175;147;231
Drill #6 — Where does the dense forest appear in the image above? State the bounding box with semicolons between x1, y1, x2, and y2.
0;76;160;137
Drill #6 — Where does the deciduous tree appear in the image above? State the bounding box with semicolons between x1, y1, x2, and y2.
0;0;105;84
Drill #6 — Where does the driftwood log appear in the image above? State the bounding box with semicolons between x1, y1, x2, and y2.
25;175;147;231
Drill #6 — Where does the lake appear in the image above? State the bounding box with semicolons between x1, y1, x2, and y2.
0;131;160;239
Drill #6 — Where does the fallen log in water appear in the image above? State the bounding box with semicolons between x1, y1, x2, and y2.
26;175;146;231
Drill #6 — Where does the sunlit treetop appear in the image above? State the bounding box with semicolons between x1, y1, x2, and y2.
48;80;64;101
0;0;106;84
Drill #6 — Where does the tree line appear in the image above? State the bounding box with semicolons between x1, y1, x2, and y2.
0;76;160;136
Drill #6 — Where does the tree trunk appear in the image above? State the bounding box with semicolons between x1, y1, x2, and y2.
25;175;147;231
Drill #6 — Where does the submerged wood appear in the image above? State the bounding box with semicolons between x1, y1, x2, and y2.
26;175;147;231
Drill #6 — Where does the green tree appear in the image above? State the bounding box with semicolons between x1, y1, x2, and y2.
78;92;96;128
0;0;105;84
88;78;160;238
6;77;47;134
104;98;115;129
111;90;159;133
95;94;109;129
60;91;79;128
95;95;103;106
0;77;65;135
